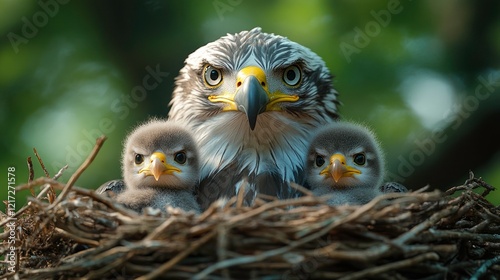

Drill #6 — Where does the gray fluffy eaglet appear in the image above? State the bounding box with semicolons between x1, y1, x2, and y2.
101;119;201;214
168;27;340;209
306;122;386;206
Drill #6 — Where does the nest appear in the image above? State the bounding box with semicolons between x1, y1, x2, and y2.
1;138;500;279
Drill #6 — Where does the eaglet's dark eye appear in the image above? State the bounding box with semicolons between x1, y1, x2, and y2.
134;154;144;164
315;155;325;167
283;65;301;86
353;153;366;165
204;65;223;87
174;151;187;164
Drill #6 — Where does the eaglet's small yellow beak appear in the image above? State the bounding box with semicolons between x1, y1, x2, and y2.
208;66;299;130
139;152;181;181
319;153;361;183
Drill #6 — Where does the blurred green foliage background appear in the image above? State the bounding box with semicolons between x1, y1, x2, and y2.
1;0;499;209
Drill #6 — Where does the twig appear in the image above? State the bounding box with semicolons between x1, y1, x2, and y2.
315;242;390;262
83;251;134;279
5;181;66;222
143;216;177;241
27;156;35;196
338;252;440;280
470;256;500;280
53;164;69;180
49;136;107;209
138;230;217;280
419;229;500;243
290;182;314;196
192;244;296;279
228;196;330;225
15;176;134;218
394;204;456;246
16;177;65;192
413;185;430;193
445;171;495;197
10;177;70;221
216;224;231;279
36;184;56;200
57;185;138;216
34;147;50;177
236;179;247;209
27;156;34;182
54;228;100;247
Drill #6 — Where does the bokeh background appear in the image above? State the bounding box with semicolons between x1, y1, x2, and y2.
1;0;499;208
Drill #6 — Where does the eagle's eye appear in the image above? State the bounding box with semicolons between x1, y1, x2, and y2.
283;65;302;87
315;154;325;167
134;154;144;165
353;153;366;166
204;65;223;87
174;151;187;164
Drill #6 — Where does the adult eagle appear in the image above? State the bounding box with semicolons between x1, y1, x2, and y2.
168;27;339;209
